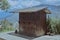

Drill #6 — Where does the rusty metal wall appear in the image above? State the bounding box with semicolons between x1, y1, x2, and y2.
19;11;47;36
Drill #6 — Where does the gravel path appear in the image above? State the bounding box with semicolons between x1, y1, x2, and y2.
0;31;60;40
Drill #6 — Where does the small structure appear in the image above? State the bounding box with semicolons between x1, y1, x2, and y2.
12;6;51;37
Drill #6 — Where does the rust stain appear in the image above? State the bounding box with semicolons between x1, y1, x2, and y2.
19;9;48;36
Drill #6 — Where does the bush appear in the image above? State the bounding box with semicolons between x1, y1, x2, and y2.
47;17;60;34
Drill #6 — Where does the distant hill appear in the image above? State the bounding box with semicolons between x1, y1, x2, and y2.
0;4;60;23
33;4;60;19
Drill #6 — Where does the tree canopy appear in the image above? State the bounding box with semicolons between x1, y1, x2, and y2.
0;0;10;10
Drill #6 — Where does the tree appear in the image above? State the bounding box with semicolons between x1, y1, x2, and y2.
0;0;10;10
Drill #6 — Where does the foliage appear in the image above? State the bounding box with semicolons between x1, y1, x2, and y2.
0;0;10;10
0;19;15;32
47;16;60;34
55;20;60;34
46;15;53;33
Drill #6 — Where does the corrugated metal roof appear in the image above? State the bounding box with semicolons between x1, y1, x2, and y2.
9;6;47;13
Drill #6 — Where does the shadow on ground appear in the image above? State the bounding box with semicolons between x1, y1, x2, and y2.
8;32;43;39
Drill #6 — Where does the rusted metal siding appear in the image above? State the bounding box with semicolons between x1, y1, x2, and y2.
39;11;47;34
19;11;47;36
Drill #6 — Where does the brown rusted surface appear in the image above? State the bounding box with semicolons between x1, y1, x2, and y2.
19;9;48;37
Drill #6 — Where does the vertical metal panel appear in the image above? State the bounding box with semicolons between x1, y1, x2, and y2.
19;11;47;36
